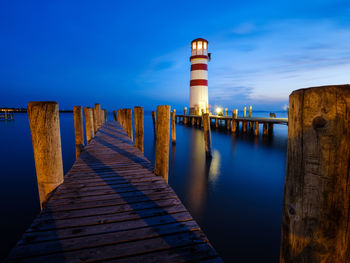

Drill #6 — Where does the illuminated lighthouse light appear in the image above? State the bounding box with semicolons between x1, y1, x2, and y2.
189;38;210;115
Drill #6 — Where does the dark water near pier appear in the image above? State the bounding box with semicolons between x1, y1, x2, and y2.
0;111;288;262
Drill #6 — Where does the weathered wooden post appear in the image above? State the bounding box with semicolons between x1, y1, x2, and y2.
171;109;176;144
243;106;247;117
226;119;231;130
184;107;188;125
100;109;104;125
94;103;101;129
191;116;195;126
225;108;228;116
280;85;350;263
242;121;247;133
203;113;212;158
116;109;120;122
73;106;84;159
248;106;252;117
152;110;157;139
134;106;144;152
154;105;170;182
254;121;259;136
92;108;98;134
103;109;107;122
27;102;64;209
232;109;238;133
84;107;94;143
263;123;268;136
126;108;133;141
113;110;117;121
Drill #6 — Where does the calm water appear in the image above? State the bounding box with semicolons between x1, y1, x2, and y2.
0;111;288;262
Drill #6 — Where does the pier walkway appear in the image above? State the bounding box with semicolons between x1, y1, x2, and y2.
6;121;221;262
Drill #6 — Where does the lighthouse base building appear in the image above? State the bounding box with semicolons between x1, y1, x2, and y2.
189;38;210;115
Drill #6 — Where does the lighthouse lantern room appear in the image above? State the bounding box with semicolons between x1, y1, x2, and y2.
189;38;210;115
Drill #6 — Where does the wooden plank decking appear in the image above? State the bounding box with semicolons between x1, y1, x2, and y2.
6;121;221;262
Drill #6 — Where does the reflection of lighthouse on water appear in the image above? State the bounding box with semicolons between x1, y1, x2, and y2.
189;38;210;115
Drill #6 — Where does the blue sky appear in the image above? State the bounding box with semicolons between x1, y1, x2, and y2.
1;0;349;111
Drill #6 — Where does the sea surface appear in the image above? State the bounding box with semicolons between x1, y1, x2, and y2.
0;111;288;262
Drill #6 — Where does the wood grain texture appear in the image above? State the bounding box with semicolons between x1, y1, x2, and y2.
134;106;144;152
27;101;64;209
6;120;221;262
154;105;170;182
281;85;350;263
73;106;84;159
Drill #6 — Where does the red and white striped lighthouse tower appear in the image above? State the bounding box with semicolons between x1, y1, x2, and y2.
189;38;210;115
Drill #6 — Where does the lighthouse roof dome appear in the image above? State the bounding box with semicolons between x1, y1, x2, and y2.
191;38;208;44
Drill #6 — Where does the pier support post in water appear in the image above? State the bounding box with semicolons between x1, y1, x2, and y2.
152;110;157;139
73;106;84;159
94;103;101;129
126;108;133;141
92;107;98;134
254;121;259;136
134;106;144;153
203;113;212;158
84;107;94;143
155;105;170;182
184;107;188;125
280;85;350;263
232;109;238;133
263;123;267;136
243;106;247;117
27;101;64;209
171;109;176;144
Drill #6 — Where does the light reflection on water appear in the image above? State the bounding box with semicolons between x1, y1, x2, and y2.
0;112;288;262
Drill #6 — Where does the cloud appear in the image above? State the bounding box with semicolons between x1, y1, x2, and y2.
231;23;256;35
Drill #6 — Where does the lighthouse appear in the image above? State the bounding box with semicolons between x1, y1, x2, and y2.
189;38;210;115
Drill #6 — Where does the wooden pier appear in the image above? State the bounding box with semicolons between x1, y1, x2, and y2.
176;114;288;136
6;121;221;262
0;110;14;121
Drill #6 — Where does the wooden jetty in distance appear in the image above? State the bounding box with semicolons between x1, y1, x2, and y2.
176;113;288;136
6;103;221;262
0;110;14;121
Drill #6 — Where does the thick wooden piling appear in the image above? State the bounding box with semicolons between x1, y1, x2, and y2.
84;107;94;143
92;108;97;134
154;105;170;182
126;108;133;141
171;109;176;144
184;107;188;125
263;123;268;136
27;101;64;209
280;85;350;263
203;113;212;158
248;106;252;117
254;121;259;136
243;107;247;117
232;109;238;133
112;110;117;121
73;106;84;159
152;110;157;139
242;120;247;133
94;103;101;129
134;106;144;153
